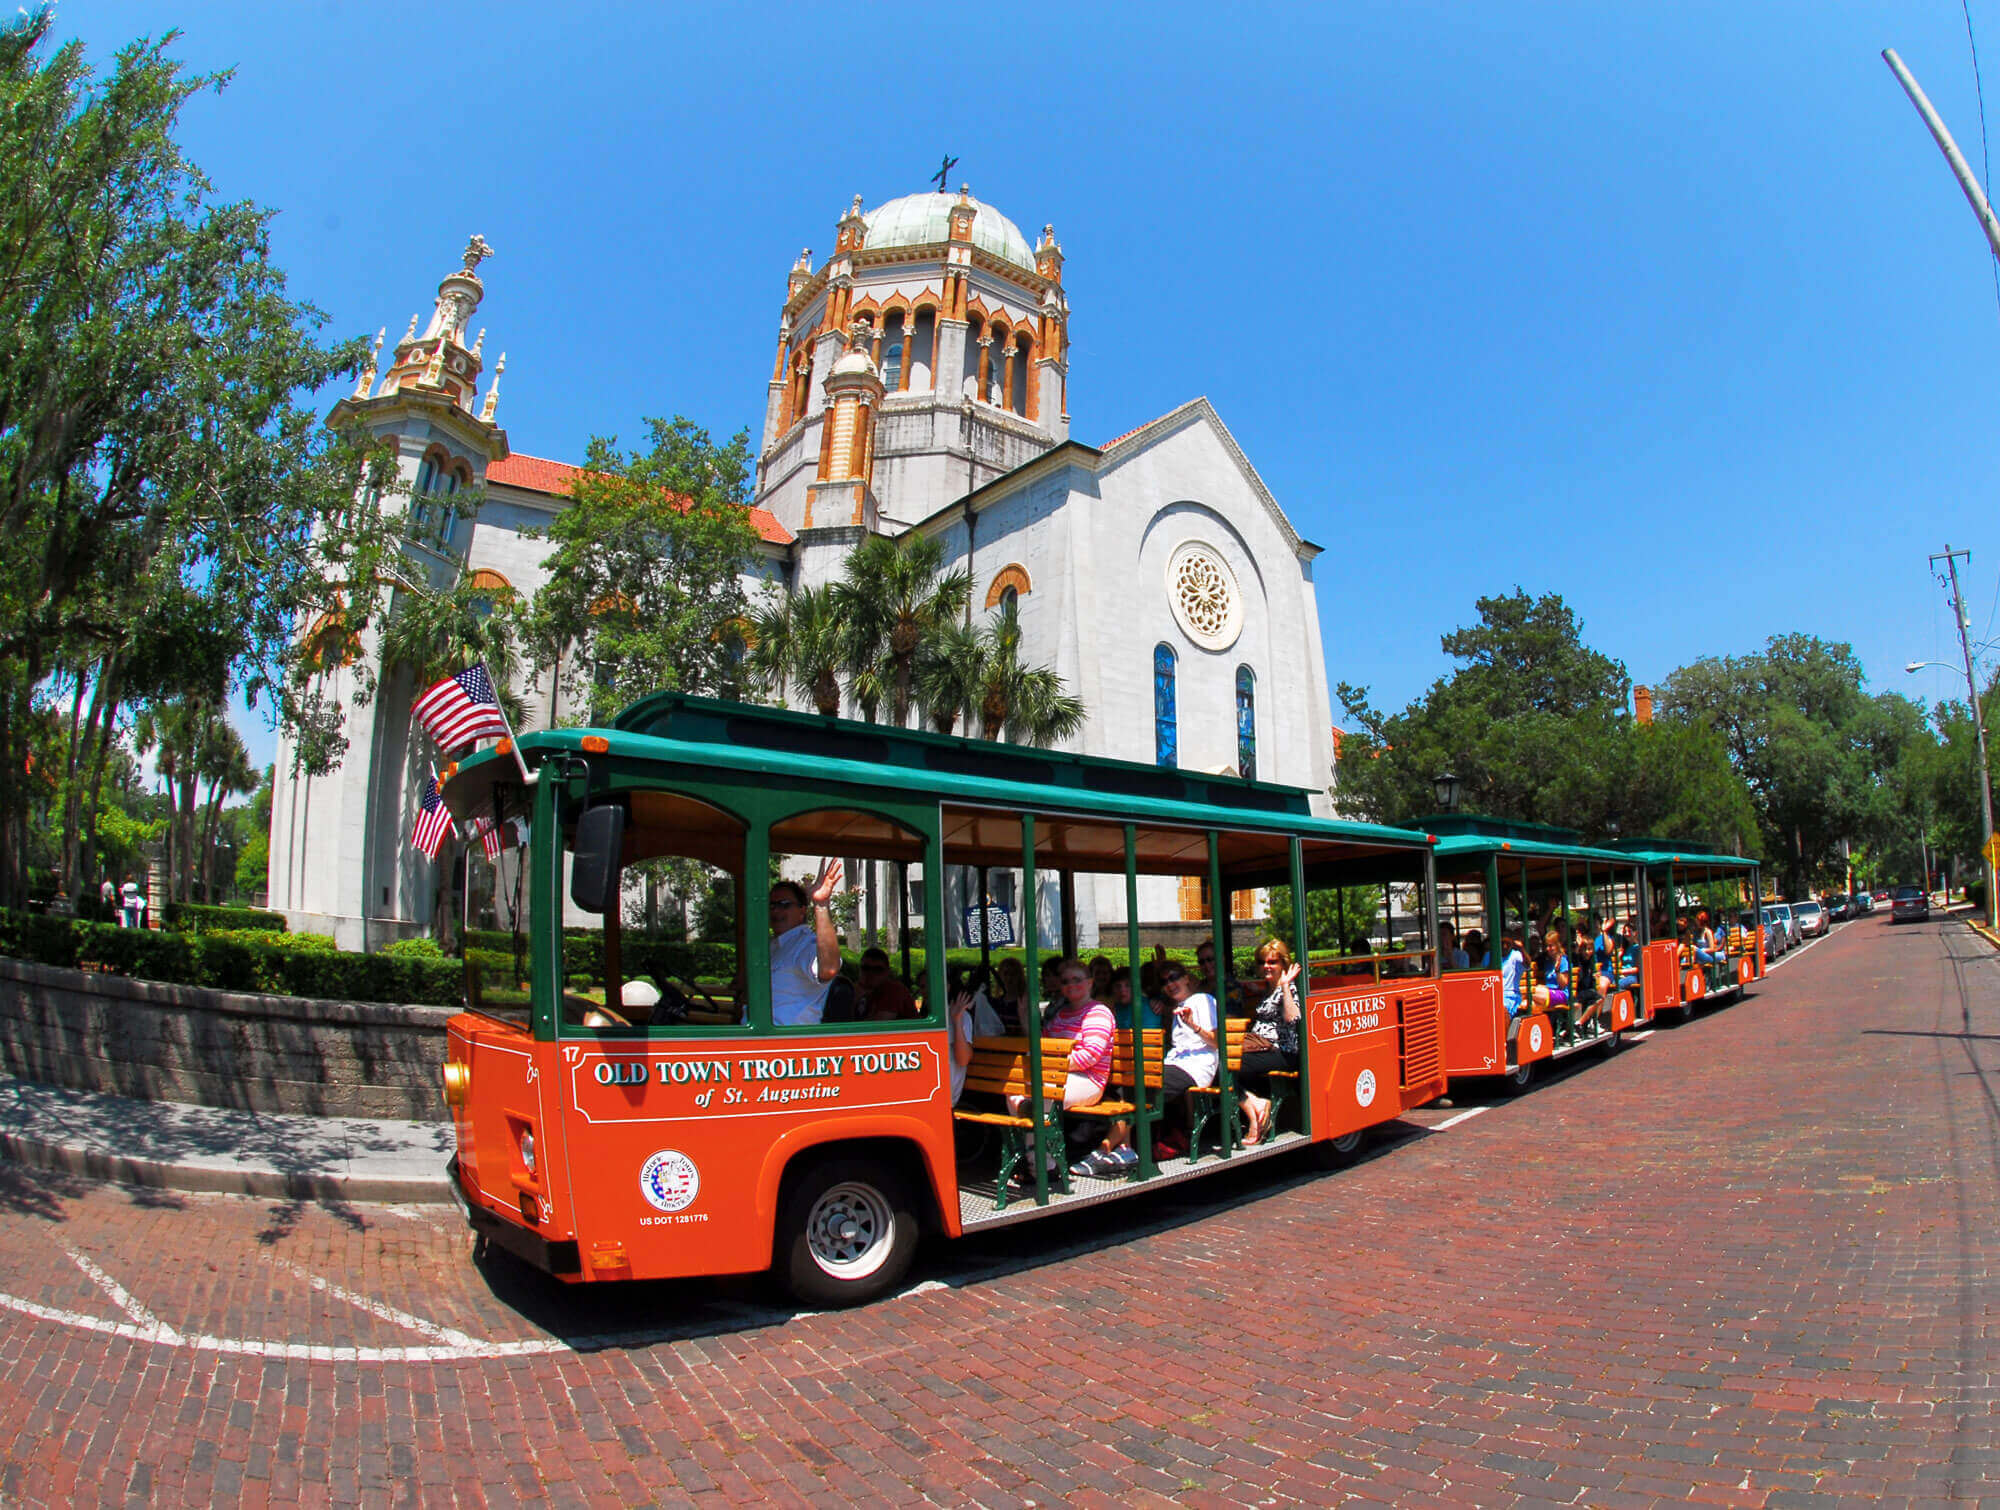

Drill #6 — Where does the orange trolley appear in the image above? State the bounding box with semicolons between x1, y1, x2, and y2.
438;694;1449;1306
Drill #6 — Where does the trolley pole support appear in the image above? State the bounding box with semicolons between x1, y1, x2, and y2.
1932;545;1997;927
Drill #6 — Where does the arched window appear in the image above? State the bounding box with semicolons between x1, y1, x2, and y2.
881;311;904;391
1154;644;1178;768
1236;665;1257;780
999;585;1018;613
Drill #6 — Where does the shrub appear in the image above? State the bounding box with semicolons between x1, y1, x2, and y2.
162;902;287;934
0;910;459;1006
379;936;445;959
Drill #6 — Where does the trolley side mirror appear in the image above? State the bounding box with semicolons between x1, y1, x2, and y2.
570;804;625;914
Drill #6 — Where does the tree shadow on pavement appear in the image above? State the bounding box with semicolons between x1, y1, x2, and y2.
0;1162;84;1222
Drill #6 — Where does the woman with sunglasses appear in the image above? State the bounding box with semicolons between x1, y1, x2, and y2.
1237;939;1302;1145
1156;961;1219;1159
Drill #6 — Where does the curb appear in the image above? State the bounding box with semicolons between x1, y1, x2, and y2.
0;1128;453;1204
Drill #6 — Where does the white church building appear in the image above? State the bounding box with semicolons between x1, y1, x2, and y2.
267;191;1336;949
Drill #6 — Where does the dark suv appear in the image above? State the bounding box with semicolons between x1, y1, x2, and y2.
1890;884;1929;924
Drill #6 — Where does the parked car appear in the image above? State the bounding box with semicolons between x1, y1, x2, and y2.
1854;892;1875;915
1758;906;1789;957
1891;883;1930;924
1767;902;1798;949
1873;888;1891;903
1824;894;1850;922
1794;900;1827;938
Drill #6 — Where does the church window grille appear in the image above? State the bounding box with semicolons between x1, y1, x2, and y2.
1154;643;1178;768
1236;665;1257;780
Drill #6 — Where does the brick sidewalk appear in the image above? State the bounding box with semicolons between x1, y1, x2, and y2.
0;914;1992;1505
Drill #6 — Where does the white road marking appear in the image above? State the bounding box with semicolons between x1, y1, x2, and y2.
276;1260;481;1348
1432;1106;1490;1131
71;1250;180;1341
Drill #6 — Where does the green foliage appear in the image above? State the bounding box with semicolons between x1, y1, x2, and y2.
0;911;460;1004
379;936;445;959
1336;590;1756;853
0;14;407;905
1268;885;1384;952
1660;634;1933;891
161;902;287;934
526;418;761;725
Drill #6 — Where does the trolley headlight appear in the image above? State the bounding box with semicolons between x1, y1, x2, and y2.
518;1127;536;1176
442;1059;470;1108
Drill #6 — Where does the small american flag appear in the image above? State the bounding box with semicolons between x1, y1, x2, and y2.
411;772;455;859
469;813;507;862
412;663;510;753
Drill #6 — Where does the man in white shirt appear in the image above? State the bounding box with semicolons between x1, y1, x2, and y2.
768;858;843;1026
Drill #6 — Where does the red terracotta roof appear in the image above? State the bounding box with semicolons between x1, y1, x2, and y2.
485;451;794;545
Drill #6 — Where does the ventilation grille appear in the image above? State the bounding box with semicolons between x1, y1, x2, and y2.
1398;986;1443;1089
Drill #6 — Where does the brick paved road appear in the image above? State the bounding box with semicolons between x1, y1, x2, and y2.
0;913;1994;1506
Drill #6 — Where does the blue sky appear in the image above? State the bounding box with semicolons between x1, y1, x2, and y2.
57;0;2000;766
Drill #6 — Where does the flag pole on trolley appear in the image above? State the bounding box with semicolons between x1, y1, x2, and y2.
411;661;531;783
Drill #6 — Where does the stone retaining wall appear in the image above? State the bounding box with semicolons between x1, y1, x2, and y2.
0;955;453;1121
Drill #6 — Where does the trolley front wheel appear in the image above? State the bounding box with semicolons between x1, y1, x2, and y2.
1502;1059;1535;1096
776;1156;918;1309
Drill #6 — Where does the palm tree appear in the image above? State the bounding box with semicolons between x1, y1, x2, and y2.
912;618;985;734
378;576;528;731
749;585;845;716
195;724;256;902
973;601;1086;747
833;533;970;727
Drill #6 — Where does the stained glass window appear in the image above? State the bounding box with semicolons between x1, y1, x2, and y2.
1236;665;1256;780
1154;644;1178;768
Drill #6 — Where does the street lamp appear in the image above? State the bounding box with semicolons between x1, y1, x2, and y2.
1432;771;1462;814
1907;657;1996;922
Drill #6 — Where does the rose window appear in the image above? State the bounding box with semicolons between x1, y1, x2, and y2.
1165;542;1243;650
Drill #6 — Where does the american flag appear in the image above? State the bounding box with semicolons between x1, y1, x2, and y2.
411;772;456;859
469;813;507;862
412;663;510;753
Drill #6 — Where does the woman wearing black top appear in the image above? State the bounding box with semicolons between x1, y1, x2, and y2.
1237;939;1303;1145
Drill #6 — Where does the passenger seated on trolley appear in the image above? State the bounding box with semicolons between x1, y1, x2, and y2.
1533;928;1569;1011
1155;961;1219;1158
1594;916;1619;994
1439;923;1471;972
1004;959;1115;1181
1463;929;1489;970
1694;911;1719;965
947;981;1005;1106
1237;940;1303;1146
1107;965;1160;1031
1500;930;1528;1017
1617;923;1642;990
858;948;917;1020
1570;923;1602;1028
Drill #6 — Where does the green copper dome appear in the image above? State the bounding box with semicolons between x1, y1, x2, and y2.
863;192;1035;271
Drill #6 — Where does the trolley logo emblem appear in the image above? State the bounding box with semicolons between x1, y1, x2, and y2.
1528;1022;1545;1054
1354;1068;1378;1108
638;1149;700;1213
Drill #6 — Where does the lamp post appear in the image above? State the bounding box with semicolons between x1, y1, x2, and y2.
1909;653;1996;924
1432;771;1462;815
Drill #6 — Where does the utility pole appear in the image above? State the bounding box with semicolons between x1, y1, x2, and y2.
1932;545;1996;925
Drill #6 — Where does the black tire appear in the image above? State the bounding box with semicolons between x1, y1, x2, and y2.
1501;1059;1535;1096
1313;1128;1367;1168
1601;1028;1622;1055
775;1155;918;1308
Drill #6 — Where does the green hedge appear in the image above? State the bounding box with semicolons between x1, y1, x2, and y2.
0;911;460;1006
161;902;288;934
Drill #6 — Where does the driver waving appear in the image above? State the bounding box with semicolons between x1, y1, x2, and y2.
769;859;844;1026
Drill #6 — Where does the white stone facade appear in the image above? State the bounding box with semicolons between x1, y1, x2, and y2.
270;197;1337;950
